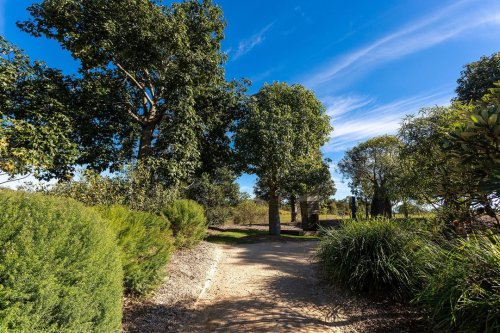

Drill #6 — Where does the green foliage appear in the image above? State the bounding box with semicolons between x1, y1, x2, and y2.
162;200;207;248
0;37;78;180
455;52;500;102
0;191;122;332
96;205;174;296
415;233;500;332
317;219;431;300
235;82;332;234
232;200;268;225
50;165;179;214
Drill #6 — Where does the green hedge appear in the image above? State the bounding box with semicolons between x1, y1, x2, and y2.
317;219;431;300
162;200;206;248
0;191;122;333
415;233;500;332
96;205;174;295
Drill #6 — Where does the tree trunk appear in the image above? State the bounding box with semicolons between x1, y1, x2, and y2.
138;122;155;159
290;195;297;223
365;197;369;219
371;186;384;217
269;191;281;236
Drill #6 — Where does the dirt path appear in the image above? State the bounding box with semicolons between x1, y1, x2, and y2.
182;240;337;332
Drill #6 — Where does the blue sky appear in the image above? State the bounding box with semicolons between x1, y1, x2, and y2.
1;0;500;197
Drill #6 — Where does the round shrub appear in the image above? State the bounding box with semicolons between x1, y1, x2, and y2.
96;205;174;296
162;200;206;248
316;219;431;300
415;233;500;332
0;191;123;333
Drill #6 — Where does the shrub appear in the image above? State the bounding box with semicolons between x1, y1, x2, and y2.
162;200;206;248
415;233;500;332
0;191;122;332
232;200;268;225
96;205;174;295
316;219;431;300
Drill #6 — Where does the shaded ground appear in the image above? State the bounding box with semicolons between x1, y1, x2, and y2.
184;239;428;332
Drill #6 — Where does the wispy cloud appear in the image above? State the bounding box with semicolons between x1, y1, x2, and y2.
324;89;453;152
322;95;374;120
233;22;274;60
305;0;500;88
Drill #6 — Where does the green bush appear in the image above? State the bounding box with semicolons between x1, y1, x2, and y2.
0;191;122;332
232;200;268;225
96;205;174;295
316;219;431;300
415;233;500;332
162;200;206;248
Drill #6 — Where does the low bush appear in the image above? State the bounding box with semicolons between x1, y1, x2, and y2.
96;205;174;295
316;219;431;300
232;200;268;225
162;200;207;248
0;191;122;332
415;233;500;332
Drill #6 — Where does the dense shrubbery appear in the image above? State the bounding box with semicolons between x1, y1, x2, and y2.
162;200;207;248
96;205;174;295
0;191;123;332
415;233;500;332
232;200;268;225
317;219;431;300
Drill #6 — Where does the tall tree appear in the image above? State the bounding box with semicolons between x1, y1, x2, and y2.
455;52;500;102
19;0;241;185
0;37;78;181
234;82;331;235
338;135;401;218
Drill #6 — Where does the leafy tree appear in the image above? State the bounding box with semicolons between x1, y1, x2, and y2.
338;135;401;218
234;82;331;235
0;37;78;181
19;0;243;186
455;52;500;102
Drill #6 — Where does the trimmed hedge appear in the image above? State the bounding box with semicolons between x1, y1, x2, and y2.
96;205;174;295
162;200;206;248
0;191;122;333
317;219;431;300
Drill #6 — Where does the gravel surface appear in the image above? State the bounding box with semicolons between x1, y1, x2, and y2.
122;241;222;333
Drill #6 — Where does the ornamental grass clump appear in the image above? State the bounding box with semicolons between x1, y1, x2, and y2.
96;204;174;296
0;191;123;332
317;218;432;300
415;232;500;332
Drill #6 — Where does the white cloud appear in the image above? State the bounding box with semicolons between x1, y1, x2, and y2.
305;0;500;88
322;95;374;120
233;22;274;60
324;89;452;152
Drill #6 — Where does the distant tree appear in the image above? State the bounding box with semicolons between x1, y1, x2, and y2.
0;37;78;181
338;135;401;218
235;83;331;235
455;52;500;102
19;0;244;186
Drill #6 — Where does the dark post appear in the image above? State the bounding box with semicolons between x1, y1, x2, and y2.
351;196;357;220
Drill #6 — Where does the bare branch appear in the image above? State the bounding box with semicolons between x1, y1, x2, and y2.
115;62;155;107
0;174;32;185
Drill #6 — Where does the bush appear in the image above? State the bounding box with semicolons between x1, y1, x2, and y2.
316;219;431;300
96;205;174;296
415;233;500;332
232;200;268;225
162;200;206;248
0;191;122;332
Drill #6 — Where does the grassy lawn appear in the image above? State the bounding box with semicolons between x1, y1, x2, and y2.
206;229;319;245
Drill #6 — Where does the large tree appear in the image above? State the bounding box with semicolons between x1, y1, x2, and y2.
0;37;78;181
338;135;401;218
19;0;242;185
455;52;500;102
234;82;331;235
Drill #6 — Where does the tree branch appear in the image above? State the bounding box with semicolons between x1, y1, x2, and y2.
115;62;155;108
0;174;32;186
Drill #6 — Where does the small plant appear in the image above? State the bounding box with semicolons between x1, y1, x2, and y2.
0;191;123;332
317;219;432;300
414;233;500;332
97;205;174;295
162;200;207;248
